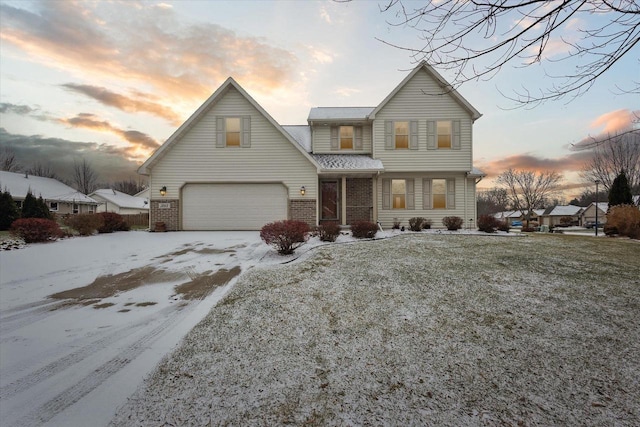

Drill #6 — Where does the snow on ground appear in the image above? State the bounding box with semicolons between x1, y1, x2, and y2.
111;234;640;426
0;231;282;427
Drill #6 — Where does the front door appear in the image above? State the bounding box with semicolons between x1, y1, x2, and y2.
321;180;339;221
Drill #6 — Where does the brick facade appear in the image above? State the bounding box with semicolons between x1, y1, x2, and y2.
346;178;373;223
289;199;316;227
150;199;179;231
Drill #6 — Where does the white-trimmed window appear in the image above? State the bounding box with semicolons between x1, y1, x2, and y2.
73;203;79;214
383;178;415;210
437;121;452;149
392;179;406;209
395;121;409;149
216;116;251;148
423;178;456;209
225;117;241;147
49;202;58;211
340;126;353;149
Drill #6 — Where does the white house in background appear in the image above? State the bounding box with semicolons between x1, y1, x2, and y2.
539;205;583;227
134;187;150;201
494;209;545;225
0;171;97;214
580;202;608;226
139;61;485;231
89;189;149;214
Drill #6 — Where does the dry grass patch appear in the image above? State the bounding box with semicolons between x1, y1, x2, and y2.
112;234;640;426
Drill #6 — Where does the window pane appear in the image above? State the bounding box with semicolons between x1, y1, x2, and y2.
226;132;240;146
395;122;408;135
392;179;406;194
340;126;353;149
437;121;451;149
433;194;446;209
393;195;406;209
395;135;408;149
433;179;446;209
226;118;240;132
395;121;408;149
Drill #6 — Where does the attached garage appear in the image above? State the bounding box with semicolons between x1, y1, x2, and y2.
181;183;288;230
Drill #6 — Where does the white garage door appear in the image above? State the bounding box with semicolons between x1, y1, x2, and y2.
182;183;288;230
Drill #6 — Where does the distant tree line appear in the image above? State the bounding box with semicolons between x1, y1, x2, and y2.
0;147;146;195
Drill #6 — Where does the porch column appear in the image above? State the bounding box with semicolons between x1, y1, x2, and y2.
341;176;347;226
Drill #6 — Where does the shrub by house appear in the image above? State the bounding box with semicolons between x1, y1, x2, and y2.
260;220;311;255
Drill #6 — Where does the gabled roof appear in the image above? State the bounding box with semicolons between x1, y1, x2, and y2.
138;78;319;175
282;125;311;152
369;61;482;121
0;171;97;204
312;154;384;172
542;205;583;216
467;167;486;178
308;107;375;122
89;189;149;210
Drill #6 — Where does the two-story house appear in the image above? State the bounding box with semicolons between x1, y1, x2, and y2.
139;62;484;231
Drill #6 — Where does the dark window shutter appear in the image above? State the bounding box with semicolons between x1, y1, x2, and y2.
427;120;436;150
330;126;339;150
410;121;419;150
241;116;251;148
382;179;391;210
423;178;432;209
216;117;226;148
452;120;461;150
384;121;393;150
354;126;363;150
406;179;415;209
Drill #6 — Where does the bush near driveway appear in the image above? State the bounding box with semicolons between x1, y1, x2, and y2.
260;220;311;255
65;213;104;236
96;212;130;233
115;234;640;426
316;222;341;242
10;218;62;243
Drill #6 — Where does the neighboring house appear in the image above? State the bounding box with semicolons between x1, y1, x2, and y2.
494;209;545;225
134;187;150;201
139;62;485;231
89;189;149;214
539;205;583;227
0;171;97;215
580;202;608;226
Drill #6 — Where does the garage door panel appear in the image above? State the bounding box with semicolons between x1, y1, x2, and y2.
182;183;288;230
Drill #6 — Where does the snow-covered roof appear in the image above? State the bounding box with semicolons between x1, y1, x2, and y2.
494;210;521;219
0;171;97;204
468;167;486;177
543;205;583;216
282;125;311;152
89;189;149;210
312;154;384;172
308;107;375;121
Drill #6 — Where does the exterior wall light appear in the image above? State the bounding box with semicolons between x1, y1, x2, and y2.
160;186;167;197
300;186;306;196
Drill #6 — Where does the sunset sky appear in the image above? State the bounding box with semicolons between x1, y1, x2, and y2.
0;0;638;197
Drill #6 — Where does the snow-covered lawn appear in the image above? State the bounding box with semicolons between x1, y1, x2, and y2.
112;233;640;426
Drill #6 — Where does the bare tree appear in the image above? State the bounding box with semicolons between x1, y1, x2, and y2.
72;158;99;194
580;131;640;194
112;178;147;195
477;187;509;215
26;161;59;179
0;147;21;172
379;1;640;106
497;169;563;226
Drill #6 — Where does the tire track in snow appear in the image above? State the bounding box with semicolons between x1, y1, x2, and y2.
0;304;183;400
10;302;196;427
0;300;67;337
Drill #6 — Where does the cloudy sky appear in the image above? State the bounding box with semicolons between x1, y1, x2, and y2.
0;0;637;195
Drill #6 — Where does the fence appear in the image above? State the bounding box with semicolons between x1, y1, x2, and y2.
121;213;149;227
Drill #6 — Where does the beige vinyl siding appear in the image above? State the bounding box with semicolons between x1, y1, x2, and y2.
372;69;473;172
149;86;317;201
376;172;475;229
311;124;372;153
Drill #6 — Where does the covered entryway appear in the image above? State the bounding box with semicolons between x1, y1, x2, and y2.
182;183;288;230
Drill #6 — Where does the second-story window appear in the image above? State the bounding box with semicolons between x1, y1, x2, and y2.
340;126;353;149
395;121;409;149
226;118;241;147
437;121;452;149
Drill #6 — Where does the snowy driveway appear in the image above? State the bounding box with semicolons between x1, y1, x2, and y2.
0;231;274;427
